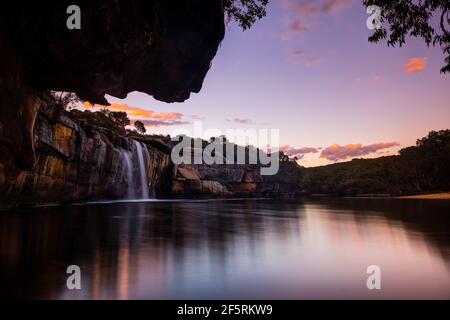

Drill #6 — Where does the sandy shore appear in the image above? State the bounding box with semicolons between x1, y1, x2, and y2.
400;193;450;199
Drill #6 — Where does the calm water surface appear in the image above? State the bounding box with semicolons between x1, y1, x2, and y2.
0;198;449;299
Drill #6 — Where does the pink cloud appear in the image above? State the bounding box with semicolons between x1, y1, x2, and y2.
282;0;353;37
321;0;354;14
226;118;269;125
82;102;196;127
305;56;320;66
290;19;309;33
283;0;319;16
372;74;381;82
290;49;304;60
405;57;427;75
187;115;204;121
139;119;190;128
279;145;320;159
320;142;400;161
282;1;352;62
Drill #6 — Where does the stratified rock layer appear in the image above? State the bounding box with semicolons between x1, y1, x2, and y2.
0;100;297;207
0;103;170;208
171;164;298;199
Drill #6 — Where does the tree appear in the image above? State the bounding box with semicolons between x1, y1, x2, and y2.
364;0;450;73
50;91;80;110
103;111;130;129
134;120;147;134
224;0;269;30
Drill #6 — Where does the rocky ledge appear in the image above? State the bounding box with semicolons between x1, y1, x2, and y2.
172;163;298;199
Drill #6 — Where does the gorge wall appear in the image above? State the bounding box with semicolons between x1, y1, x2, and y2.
171;163;298;199
0;101;171;208
0;100;294;208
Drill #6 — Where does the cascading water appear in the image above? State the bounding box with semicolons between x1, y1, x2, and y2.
123;152;135;199
122;140;150;199
135;141;150;199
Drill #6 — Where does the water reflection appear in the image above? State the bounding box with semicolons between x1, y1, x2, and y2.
0;199;449;299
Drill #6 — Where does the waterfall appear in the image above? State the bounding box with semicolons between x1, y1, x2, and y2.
122;140;150;199
123;152;135;199
135;141;150;199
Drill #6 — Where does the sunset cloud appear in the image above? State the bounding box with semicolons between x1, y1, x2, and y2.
305;56;320;66
82;102;194;127
320;142;400;161
284;0;352;16
289;50;320;65
279;145;320;159
282;0;353;63
282;0;353;38
405;57;427;75
290;49;304;60
290;19;308;33
226;118;269;125
323;0;354;14
138;119;190;128
372;74;381;82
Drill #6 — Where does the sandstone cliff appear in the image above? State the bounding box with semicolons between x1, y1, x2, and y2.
0;101;170;208
0;100;298;207
171;164;299;199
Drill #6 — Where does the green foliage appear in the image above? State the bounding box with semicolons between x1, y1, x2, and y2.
302;129;450;196
50;91;80;110
98;109;130;129
109;111;130;129
69;109;127;135
134;120;146;134
169;130;450;196
264;151;304;187
302;157;400;196
224;0;269;30
364;0;450;73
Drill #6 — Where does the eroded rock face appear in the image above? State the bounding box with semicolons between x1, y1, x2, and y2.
0;104;296;206
0;0;224;172
0;103;171;208
171;164;297;198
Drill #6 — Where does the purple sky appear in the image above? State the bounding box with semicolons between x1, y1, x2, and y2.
104;0;450;167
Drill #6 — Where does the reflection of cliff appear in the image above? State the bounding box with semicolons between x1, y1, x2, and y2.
0;200;449;299
0;201;301;299
306;198;450;263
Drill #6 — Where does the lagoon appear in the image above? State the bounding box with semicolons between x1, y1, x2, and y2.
1;198;449;299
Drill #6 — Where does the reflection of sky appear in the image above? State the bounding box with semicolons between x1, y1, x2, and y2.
106;0;450;167
56;201;450;300
1;200;450;299
168;206;449;299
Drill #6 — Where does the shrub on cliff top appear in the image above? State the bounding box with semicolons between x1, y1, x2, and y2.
69;109;127;135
